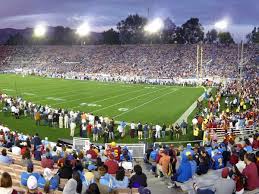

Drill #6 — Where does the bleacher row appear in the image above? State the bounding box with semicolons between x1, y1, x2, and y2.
0;148;141;194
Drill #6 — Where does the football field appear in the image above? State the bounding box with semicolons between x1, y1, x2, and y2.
0;74;204;125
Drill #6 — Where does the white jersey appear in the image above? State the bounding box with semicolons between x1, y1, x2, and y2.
130;123;136;129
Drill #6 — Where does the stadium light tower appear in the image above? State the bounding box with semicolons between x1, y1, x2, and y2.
33;24;47;37
76;22;90;37
144;18;164;34
214;19;228;31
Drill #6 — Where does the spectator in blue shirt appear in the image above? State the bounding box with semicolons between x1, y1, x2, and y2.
111;167;129;189
182;144;194;157
0;149;13;165
20;162;40;186
38;168;59;190
212;149;224;170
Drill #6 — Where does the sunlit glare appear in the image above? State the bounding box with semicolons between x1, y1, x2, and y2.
76;22;90;37
33;24;47;37
214;19;229;30
144;18;164;34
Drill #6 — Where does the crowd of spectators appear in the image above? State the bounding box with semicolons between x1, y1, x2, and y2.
0;126;150;193
0;44;257;80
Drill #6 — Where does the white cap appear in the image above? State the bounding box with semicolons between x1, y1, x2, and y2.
27;175;37;190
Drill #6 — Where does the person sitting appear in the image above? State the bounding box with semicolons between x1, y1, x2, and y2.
214;167;235;194
170;154;192;186
231;164;245;194
41;153;54;169
86;183;100;194
236;149;246;173
0;149;13;165
256;151;259;175
212;149;224;170
129;165;147;188
242;153;259;191
111;166;129;189
58;159;73;179
34;145;42;161
188;155;197;177
196;151;210;175
63;176;78;194
21;148;32;167
72;170;84;194
27;175;42;194
38;168;59;190
104;154;119;174
0;172;18;194
94;166;112;194
21;162;40;186
156;150;170;177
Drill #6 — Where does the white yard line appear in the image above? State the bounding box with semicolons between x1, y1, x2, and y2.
173;88;211;125
71;87;149;109
113;89;178;118
92;87;169;113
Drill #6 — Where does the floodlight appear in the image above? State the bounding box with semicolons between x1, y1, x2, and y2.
76;22;90;37
144;18;164;34
34;24;47;37
214;19;228;30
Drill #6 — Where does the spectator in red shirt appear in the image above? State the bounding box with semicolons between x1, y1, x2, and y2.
104;154;118;174
252;134;259;150
87;123;92;138
231;164;245;194
229;148;239;166
242;153;259;191
86;146;98;160
256;151;259;176
41;153;54;169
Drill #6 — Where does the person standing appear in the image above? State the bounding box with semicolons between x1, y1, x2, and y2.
48;112;53;127
170;124;174;140
180;120;188;135
87;123;93;138
70;121;76;137
155;124;161;139
59;114;63;128
93;125;98;142
34;111;41;126
148;124;153;139
64;114;69;129
175;123;180;140
108;122;114;140
130;122;135;139
161;123;166;139
137;122;143;140
143;123;148;140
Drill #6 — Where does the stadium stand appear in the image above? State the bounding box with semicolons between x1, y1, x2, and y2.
0;43;258;194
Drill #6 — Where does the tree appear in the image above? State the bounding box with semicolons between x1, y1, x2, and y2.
218;32;235;44
172;27;185;44
161;17;176;43
117;14;147;44
49;26;75;45
102;28;120;44
179;18;204;44
205;29;218;43
5;33;28;45
246;27;259;43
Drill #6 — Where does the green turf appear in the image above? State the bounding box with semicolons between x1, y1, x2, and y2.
0;74;204;142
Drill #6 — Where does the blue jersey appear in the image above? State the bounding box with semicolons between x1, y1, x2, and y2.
182;149;194;157
150;151;157;161
213;154;223;170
